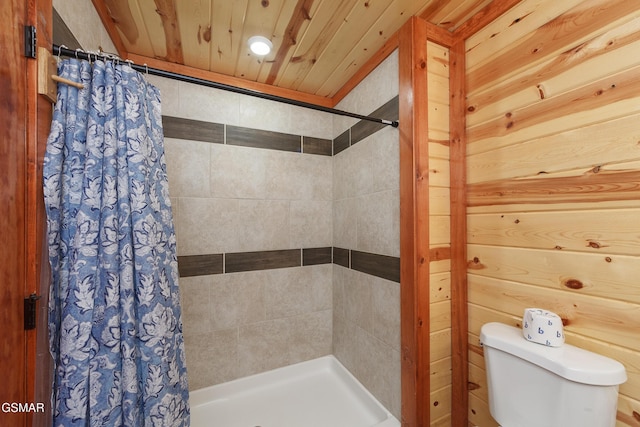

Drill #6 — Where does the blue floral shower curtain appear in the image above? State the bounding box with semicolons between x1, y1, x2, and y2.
43;58;190;426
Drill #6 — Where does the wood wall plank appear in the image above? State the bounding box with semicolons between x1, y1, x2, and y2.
468;208;640;256
467;20;640;127
452;0;521;41
467;113;640;183
449;38;468;427
467;243;640;303
431;328;452;362
468;169;640;207
430;385;453;423
466;0;640;93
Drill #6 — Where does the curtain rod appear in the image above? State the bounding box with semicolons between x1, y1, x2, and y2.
52;45;399;128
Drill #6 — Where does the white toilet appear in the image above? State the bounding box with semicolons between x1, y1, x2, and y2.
480;322;627;427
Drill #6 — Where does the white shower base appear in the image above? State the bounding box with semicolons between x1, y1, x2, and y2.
189;355;400;427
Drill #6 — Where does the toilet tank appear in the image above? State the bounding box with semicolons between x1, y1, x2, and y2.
480;322;626;427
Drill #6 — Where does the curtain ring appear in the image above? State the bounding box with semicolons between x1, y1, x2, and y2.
57;44;68;61
144;63;149;75
75;48;81;59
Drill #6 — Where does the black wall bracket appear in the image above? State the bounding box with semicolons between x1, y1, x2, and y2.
24;294;41;330
24;25;37;59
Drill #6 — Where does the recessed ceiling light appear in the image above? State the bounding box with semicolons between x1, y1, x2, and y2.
248;36;273;56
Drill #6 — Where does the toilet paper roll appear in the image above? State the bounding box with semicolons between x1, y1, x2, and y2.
522;308;565;347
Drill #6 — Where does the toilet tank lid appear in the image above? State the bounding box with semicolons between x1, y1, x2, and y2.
480;322;627;386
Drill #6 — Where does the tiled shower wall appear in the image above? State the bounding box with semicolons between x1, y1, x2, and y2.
149;47;400;416
149;74;335;390
149;50;401;416
332;51;401;417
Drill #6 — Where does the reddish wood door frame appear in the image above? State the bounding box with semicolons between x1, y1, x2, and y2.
1;0;31;424
0;0;52;426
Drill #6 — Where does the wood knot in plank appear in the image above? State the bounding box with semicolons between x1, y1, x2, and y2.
563;278;583;290
467;257;484;270
509;12;531;26
261;0;270;7
468;382;480;391
586;239;607;249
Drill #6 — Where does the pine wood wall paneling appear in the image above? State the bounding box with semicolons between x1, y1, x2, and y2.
467;64;640;145
467;112;640;184
468;208;640;256
464;0;584;78
466;0;640;94
426;38;453;427
465;1;640;424
419;0;493;33
451;0;522;42
467;17;640;129
468;169;640;207
399;16;430;427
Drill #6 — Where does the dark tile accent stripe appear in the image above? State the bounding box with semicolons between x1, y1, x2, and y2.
351;96;399;145
303;247;332;266
227;126;301;153
162;116;224;143
333;129;350;155
226;249;301;273
177;247;398;282
351;250;400;283
303;137;332;156
178;254;224;277
332;247;350;268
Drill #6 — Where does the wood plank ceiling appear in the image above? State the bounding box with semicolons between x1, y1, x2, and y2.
92;0;491;98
